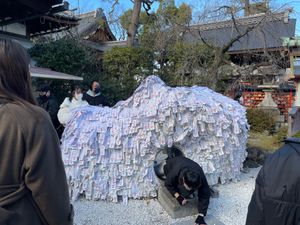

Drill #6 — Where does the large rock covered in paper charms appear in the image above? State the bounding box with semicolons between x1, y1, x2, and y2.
61;75;249;202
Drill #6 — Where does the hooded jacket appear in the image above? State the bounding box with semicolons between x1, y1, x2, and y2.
0;101;73;225
246;138;300;225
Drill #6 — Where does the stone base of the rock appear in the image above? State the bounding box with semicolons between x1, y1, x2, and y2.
158;185;224;224
158;185;199;219
158;186;224;225
158;183;220;219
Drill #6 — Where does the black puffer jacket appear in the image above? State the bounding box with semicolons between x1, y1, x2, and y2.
246;138;300;225
164;156;210;216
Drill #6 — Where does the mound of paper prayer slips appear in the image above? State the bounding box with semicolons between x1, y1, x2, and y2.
61;75;249;202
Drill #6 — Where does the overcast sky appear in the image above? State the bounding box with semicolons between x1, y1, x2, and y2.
68;0;299;35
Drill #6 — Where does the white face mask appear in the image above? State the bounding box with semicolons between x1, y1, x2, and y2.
75;93;83;101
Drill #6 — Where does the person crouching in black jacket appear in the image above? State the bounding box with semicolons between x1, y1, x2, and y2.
164;149;210;225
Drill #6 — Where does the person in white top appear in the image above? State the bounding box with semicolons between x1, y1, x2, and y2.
57;85;89;126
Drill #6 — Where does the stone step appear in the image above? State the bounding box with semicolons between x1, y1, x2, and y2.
158;185;224;225
158;184;219;219
158;186;198;219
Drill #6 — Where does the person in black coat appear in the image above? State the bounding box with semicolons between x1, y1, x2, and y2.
83;80;109;106
36;84;60;132
246;138;300;225
164;148;211;225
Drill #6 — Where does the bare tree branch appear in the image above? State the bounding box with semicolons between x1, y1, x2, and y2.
197;30;214;48
214;5;241;34
109;0;119;17
221;13;267;54
142;0;155;15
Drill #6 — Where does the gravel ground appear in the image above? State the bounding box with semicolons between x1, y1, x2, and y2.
208;167;260;225
73;167;261;225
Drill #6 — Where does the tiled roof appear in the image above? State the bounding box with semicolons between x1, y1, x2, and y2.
185;10;296;52
75;8;116;41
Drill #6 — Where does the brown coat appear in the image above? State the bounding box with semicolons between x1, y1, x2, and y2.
0;102;73;225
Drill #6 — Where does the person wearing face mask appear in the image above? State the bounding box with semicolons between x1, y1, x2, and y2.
57;85;89;127
36;84;60;129
82;80;109;106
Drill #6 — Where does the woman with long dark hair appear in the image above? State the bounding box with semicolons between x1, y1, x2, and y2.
0;39;73;224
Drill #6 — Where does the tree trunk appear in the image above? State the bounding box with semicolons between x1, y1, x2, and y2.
208;49;223;90
244;0;250;16
127;0;142;46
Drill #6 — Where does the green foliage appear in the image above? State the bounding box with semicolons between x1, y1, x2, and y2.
29;38;97;76
170;42;214;67
118;0;236;92
120;9;153;34
29;38;101;103
177;3;192;25
120;9;133;32
158;42;215;87
246;108;276;133
215;64;235;92
292;131;300;138
102;46;155;103
119;2;222;90
275;125;288;143
133;2;219;89
30;38;155;106
248;131;283;152
157;1;191;26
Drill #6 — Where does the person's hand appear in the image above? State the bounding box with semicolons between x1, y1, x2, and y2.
195;215;206;225
175;195;187;205
182;198;187;205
